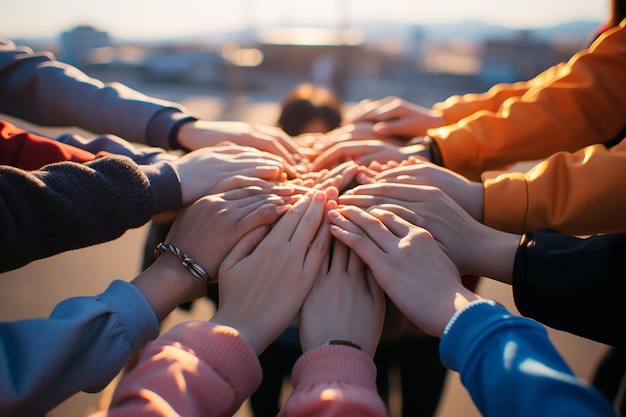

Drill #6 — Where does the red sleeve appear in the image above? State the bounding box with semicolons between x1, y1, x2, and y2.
0;119;97;169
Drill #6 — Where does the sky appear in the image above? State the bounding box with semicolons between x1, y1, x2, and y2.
1;0;608;41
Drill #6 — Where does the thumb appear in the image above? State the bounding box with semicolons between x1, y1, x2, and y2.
373;120;412;139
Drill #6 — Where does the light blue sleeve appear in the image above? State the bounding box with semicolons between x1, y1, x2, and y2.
439;300;618;417
0;280;160;416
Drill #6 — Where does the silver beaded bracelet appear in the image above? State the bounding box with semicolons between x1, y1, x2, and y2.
154;242;214;285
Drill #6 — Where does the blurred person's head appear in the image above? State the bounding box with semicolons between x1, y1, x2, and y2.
277;83;342;136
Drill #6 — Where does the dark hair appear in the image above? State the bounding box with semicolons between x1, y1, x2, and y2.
277;83;342;136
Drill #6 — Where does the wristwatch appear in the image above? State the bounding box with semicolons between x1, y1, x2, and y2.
407;136;443;166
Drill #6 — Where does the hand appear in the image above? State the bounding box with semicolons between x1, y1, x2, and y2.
338;183;520;282
132;186;291;320
173;145;293;205
355;160;485;221
177;120;302;166
342;96;446;139
327;206;482;338
300;236;385;357
214;189;333;354
311;140;429;171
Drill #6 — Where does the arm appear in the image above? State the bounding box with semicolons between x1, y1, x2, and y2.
0;156;166;271
0;39;189;149
94;188;333;417
482;139;626;235
0;119;99;169
327;207;618;417
0;187;289;416
440;300;619;417
513;229;626;347
0;280;160;416
283;231;387;417
430;21;626;180
90;322;263;417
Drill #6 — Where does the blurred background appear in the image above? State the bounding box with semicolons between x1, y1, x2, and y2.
0;1;611;416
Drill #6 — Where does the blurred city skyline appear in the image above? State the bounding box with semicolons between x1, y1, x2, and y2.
3;0;607;42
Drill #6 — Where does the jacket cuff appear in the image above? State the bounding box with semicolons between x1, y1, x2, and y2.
146;109;197;150
98;280;160;352
140;161;181;214
440;299;511;371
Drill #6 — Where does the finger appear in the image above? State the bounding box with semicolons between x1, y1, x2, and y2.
291;190;328;246
311;143;379;171
302;198;333;272
329;210;387;262
211;176;279;194
367;207;414;239
337;193;381;208
368;203;425;227
330;238;350;273
220;226;271;272
235;201;287;232
346;244;365;277
331;206;401;254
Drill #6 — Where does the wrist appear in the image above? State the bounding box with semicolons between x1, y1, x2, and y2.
176;119;221;150
131;256;205;321
169;116;197;151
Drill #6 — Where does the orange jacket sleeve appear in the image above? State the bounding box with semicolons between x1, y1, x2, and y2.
482;139;626;235
428;20;626;181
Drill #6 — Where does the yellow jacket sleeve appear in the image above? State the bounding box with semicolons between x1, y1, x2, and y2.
482;139;626;235
428;20;626;181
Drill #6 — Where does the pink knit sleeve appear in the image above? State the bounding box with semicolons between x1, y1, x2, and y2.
91;321;262;417
279;345;387;417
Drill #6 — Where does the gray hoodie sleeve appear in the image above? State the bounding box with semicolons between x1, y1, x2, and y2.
0;39;195;149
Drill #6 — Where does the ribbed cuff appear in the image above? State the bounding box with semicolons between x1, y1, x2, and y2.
159;322;263;401
291;345;377;389
140;161;181;214
440;299;511;371
98;280;160;352
146;109;197;150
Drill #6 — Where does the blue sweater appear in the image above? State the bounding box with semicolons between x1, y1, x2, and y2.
440;300;618;417
0;280;159;416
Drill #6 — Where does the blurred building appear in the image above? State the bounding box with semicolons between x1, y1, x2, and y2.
142;45;227;85
254;27;366;97
61;25;111;66
479;30;557;84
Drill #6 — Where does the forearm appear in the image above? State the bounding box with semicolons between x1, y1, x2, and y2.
96;322;262;417
430;22;626;180
482;140;626;235
0;156;157;272
440;300;618;417
513;229;626;347
432;63;563;123
0;39;190;148
0;280;159;416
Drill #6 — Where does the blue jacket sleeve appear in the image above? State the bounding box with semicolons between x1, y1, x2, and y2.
0;280;160;416
439;300;618;417
0;39;194;149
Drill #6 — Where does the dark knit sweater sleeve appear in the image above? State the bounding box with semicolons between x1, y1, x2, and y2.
0;156;155;272
513;228;626;347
